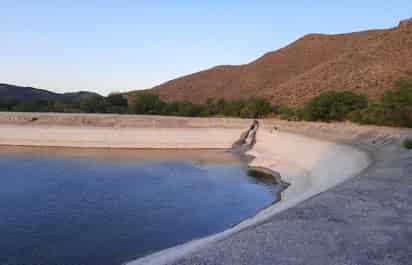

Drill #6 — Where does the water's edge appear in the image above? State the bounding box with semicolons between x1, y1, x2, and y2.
125;123;371;265
0;115;372;265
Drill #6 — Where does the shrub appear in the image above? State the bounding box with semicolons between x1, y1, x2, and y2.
384;79;412;106
53;101;81;113
0;91;275;118
0;98;20;111
205;98;226;115
349;103;387;125
239;104;256;118
132;93;165;114
0;99;11;111
249;97;273;118
223;100;245;117
202;97;272;118
159;101;177;115
350;104;412;127
238;97;272;118
106;93;128;113
11;100;55;112
12;102;37;112
278;106;302;121
81;95;107;113
403;138;412;150
303;91;368;121
349;80;412;127
175;101;204;117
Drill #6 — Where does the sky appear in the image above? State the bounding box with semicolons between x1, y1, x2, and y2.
1;1;412;95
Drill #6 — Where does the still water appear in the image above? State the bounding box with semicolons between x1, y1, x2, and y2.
0;147;281;265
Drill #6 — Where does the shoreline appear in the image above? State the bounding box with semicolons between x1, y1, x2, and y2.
125;121;372;265
168;123;412;265
0;112;379;265
0;145;249;165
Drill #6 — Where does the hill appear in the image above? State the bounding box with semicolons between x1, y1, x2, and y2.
0;83;99;103
128;18;412;107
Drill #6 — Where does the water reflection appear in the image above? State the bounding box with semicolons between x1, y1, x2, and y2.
0;147;282;265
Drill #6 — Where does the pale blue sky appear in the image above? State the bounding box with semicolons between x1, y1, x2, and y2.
1;1;411;95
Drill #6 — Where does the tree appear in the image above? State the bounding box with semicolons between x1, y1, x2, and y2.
106;93;128;107
132;93;165;114
81;95;107;113
350;80;412;127
239;97;272;118
0;99;8;110
161;101;179;116
303;91;368;121
383;79;412;107
106;93;128;113
223;100;245;117
176;101;204;117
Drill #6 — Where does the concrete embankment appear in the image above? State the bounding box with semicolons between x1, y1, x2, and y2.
127;120;372;265
169;121;412;265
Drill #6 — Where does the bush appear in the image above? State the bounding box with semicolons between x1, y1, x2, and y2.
351;104;412;127
81;95;107;113
11;100;56;112
278;106;302;121
53;101;81;113
239;104;256;118
106;93;128;107
0;99;12;111
160;101;179;116
236;97;272;118
0;91;275;118
349;102;387;125
205;98;226;115
223;100;245;117
403;138;412;150
175;101;204;117
106;93;128;113
0;98;20;111
384;79;412;106
12;102;38;112
303;91;368;121
132;93;165;114
202;97;272;118
247;97;273;118
349;80;412;127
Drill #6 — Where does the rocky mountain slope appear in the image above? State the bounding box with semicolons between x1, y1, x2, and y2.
129;18;412;107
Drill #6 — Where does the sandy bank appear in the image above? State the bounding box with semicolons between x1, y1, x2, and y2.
0;113;251;149
0;125;247;149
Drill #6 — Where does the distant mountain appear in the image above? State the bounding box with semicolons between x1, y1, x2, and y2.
0;83;99;102
128;18;412;107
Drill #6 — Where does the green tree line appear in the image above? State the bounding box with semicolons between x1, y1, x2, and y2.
0;92;273;119
2;78;412;127
279;79;412;128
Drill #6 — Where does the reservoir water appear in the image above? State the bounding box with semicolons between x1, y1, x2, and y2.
0;147;281;265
